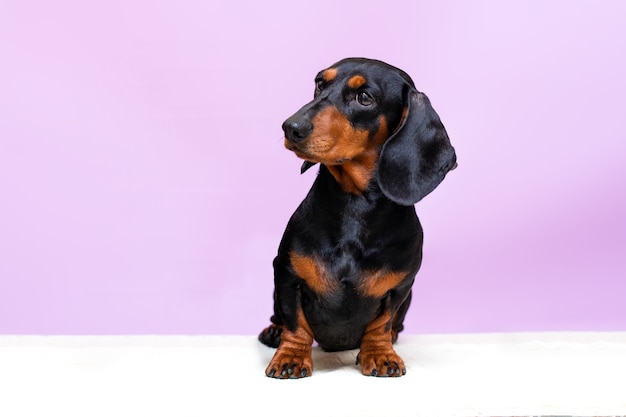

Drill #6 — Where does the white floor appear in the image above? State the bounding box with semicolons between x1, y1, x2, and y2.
1;332;625;416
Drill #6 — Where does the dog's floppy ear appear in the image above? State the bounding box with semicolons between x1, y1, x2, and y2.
378;88;457;205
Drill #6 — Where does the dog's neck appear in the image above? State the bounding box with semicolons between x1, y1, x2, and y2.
324;148;379;195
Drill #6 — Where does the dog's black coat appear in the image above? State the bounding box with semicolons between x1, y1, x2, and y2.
269;169;423;351
259;58;456;377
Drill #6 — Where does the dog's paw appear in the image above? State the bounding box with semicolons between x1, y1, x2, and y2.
356;349;406;377
265;348;312;379
258;324;282;348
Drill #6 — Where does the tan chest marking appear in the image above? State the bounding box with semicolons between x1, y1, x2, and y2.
290;251;407;298
289;252;338;295
358;270;408;298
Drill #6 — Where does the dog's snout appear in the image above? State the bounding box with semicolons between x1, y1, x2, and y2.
282;117;313;143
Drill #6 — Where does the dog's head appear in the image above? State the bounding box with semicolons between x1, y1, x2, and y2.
282;57;457;205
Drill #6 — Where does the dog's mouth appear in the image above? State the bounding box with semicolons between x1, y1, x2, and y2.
285;137;353;167
284;139;317;162
286;140;360;168
283;138;299;152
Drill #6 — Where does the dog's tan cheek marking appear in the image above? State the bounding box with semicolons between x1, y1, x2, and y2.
372;115;389;146
358;270;407;298
290;252;337;295
312;112;388;194
310;106;370;160
322;68;337;82
349;115;389;182
347;75;366;89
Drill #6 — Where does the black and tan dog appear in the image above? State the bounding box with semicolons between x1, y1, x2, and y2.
259;58;457;378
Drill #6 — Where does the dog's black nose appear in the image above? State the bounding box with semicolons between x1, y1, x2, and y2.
282;117;313;143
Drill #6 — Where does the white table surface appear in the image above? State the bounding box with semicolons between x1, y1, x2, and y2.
1;332;625;416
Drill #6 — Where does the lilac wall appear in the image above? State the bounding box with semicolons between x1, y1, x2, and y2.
1;1;625;334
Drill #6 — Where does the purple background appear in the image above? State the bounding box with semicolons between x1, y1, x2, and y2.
1;1;625;335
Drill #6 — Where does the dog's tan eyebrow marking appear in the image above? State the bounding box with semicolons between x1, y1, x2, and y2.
322;68;337;82
347;75;366;89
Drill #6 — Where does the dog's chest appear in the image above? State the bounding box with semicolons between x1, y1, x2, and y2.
291;242;407;302
290;185;420;299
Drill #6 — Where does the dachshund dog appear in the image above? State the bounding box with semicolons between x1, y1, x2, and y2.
258;58;457;378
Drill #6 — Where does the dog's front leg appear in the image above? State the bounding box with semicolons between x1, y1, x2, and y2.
265;307;314;379
357;295;407;377
265;257;315;379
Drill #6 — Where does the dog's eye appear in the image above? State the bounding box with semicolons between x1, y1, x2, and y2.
356;91;374;106
314;80;325;96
